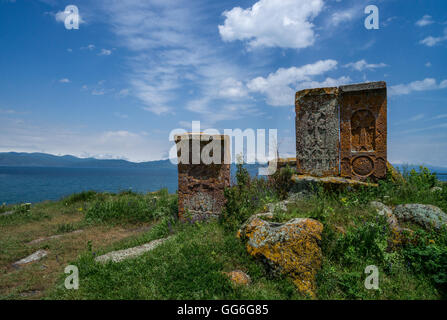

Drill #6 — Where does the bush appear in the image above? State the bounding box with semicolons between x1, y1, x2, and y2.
63;191;98;205
220;162;278;231
332;220;390;266
402;228;447;297
269;165;295;200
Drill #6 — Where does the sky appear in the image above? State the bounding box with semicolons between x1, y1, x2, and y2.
0;0;446;166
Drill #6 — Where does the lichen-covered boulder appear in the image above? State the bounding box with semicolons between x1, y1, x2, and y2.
237;217;323;298
370;201;398;229
223;270;251;286
394;204;447;230
369;201;415;247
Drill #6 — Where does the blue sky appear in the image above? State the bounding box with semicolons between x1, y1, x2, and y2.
0;0;446;166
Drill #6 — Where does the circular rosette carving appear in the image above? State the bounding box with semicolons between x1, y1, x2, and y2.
352;156;374;177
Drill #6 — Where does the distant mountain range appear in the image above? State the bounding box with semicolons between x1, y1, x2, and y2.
0;152;175;169
0;152;446;174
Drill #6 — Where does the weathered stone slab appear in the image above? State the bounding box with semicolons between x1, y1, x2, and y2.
339;81;387;181
95;237;169;263
295;87;339;177
291;174;378;192
13;250;48;267
175;133;230;222
27;230;83;245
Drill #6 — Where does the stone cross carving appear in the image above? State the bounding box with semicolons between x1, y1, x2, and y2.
174;133;230;222
295;81;387;182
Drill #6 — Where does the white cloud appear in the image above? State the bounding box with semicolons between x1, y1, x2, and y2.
218;78;248;99
59;78;70;83
118;89;130;97
0;116;169;162
330;7;357;26
218;0;324;49
98;49;112;56
247;59;345;106
81;44;95;50
100;0;254;121
416;15;434;27
420;36;446;46
420;29;447;46
389;78;447;96
425;62;432;67
343;59;387;71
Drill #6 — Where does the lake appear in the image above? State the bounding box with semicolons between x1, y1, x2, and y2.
0;166;445;205
0;166;179;205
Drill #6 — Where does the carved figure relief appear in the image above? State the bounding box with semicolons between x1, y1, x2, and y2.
351;110;375;152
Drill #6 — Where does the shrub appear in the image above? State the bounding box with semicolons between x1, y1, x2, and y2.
269;165;295;200
220;162;278;231
63;191;98;205
402;228;447;297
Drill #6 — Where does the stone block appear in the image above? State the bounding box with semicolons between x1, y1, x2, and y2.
339;81;387;181
174;133;230;222
295;87;339;177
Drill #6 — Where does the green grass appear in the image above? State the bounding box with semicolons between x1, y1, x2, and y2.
84;188;177;224
4;165;447;300
49;221;302;300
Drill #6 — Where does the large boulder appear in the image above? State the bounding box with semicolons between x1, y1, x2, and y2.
237;217;323;298
394;204;447;230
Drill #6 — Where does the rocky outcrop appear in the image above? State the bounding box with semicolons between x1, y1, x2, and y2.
394;204;447;230
238;217;323;298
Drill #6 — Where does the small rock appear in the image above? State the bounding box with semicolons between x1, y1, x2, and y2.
223;270;251;286
238;217;323;298
370;201;393;216
267;201;288;213
13;250;48;267
287;191;309;202
394;204;447;230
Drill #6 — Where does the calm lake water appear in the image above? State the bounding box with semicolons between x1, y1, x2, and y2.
0;166;179;205
0;166;445;205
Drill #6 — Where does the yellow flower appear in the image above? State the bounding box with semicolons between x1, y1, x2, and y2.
78;207;83;212
429;239;435;244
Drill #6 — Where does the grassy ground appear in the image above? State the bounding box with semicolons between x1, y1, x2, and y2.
1;167;446;300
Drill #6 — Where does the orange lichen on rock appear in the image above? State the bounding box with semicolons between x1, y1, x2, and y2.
223;270;251;286
386;161;405;184
238;217;323;298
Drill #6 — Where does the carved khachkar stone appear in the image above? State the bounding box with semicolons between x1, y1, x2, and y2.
295;87;340;177
174;133;230;222
295;81;387;182
339;82;387;181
